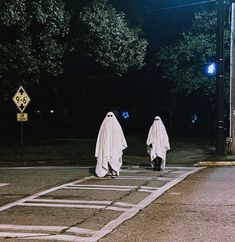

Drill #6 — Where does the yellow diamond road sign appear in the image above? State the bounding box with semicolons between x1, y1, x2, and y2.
13;86;31;113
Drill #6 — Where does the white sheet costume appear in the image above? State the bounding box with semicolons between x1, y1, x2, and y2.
95;112;127;177
146;116;170;170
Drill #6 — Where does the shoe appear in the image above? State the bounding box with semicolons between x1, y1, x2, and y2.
111;170;119;178
157;158;162;171
153;160;157;171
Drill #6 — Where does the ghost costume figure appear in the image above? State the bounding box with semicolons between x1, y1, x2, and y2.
95;112;127;177
146;116;170;171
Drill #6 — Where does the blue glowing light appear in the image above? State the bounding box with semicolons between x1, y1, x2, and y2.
203;62;217;76
207;63;216;74
122;111;129;119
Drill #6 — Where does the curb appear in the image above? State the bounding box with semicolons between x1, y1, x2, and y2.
196;161;235;166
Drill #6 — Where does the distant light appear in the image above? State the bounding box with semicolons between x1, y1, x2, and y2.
37;110;40;113
50;109;55;114
122;111;129;119
207;63;216;74
191;114;198;124
203;62;217;76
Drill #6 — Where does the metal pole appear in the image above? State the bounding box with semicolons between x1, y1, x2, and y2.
20;121;24;159
230;2;235;153
216;0;225;154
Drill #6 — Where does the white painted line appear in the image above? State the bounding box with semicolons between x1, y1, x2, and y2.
0;232;95;241
0;176;93;212
138;189;154;193
156;177;173;181
166;167;196;169
23;234;96;241
115;176;173;181
0;183;9;187
0;166;93;170
171;171;187;174
0;224;65;232
120;167;196;172
114;202;135;207
91;167;205;241
0;232;48;237
30;198;112;205
69;184;137;189
68;227;98;235
140;186;159;190
138;186;159;193
115;176;155;180
106;206;129;212
64;187;133;191
18;203;106;209
19;202;133;212
0;224;98;235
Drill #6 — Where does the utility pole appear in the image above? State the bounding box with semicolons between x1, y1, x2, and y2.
230;1;235;153
216;0;225;154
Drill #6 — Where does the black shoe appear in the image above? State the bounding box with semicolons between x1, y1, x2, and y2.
157;158;162;171
153;160;157;171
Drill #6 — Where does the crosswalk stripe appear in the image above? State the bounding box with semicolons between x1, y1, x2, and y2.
64;187;133;191
30;198;112;205
0;183;9;187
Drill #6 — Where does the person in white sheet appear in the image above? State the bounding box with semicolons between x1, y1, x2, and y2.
146;116;170;171
95;112;127;177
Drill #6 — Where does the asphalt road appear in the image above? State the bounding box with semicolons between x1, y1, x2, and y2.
0;165;204;241
99;167;235;242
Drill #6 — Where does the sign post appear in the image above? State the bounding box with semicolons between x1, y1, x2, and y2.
12;86;31;158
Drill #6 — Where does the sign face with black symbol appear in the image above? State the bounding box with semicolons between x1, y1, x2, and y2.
17;113;28;122
12;86;31;113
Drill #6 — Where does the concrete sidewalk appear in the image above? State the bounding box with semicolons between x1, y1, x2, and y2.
99;166;235;242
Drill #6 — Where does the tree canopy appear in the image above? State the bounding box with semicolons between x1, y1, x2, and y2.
154;11;230;101
0;0;70;99
79;0;148;76
0;0;148;100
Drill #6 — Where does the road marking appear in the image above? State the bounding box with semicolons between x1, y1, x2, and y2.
68;184;137;188
115;176;157;180
114;202;135;207
0;183;9;187
64;187;133;191
64;184;138;191
18;203;108;209
0;224;98;234
114;175;173;181
0;232;96;241
19;199;136;212
171;170;188;173
90;167;205;241
0;166;205;241
156;177;173;181
29;198;112;205
0;176;93;213
0;166;94;170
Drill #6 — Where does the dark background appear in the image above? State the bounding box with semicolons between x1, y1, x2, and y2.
0;0;218;144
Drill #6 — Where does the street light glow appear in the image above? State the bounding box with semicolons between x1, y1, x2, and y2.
203;62;217;76
207;63;216;75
